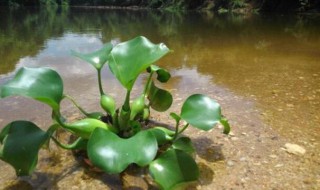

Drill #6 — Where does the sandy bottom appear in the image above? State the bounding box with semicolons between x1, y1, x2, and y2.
0;82;319;190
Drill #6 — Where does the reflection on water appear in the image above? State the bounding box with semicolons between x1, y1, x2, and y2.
0;7;319;188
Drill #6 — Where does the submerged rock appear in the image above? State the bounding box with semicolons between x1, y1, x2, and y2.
284;143;306;155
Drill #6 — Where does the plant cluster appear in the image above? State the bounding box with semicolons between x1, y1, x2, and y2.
0;36;230;189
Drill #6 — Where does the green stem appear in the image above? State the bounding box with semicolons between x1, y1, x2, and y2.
143;71;154;96
63;94;90;117
52;110;68;129
97;69;104;96
123;90;131;111
178;123;189;135
173;120;180;140
118;90;131;131
51;136;85;150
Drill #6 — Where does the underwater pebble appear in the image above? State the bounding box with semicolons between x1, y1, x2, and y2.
227;160;235;167
240;157;247;162
231;137;239;141
229;131;235;136
284;143;306;155
269;154;277;159
275;164;284;168
286;104;294;108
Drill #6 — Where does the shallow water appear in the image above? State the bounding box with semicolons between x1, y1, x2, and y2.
0;7;319;189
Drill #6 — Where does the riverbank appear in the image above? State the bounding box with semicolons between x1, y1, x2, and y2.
2;0;320;13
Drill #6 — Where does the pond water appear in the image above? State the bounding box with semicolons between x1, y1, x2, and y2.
0;7;319;189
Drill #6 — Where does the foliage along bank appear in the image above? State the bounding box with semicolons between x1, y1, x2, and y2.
1;0;320;13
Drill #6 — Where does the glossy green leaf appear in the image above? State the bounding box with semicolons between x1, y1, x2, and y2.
149;149;199;190
87;128;158;174
180;94;222;131
64;118;117;139
0;121;49;176
148;81;173;112
148;127;175;145
148;65;171;83
108;36;170;90
172;137;195;155
72;43;113;70
220;117;231;135
0;67;63;111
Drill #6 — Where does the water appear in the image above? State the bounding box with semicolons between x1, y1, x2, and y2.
0;7;319;189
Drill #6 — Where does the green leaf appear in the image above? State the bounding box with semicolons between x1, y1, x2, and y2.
149;149;199;190
72;43;113;70
87;128;158;174
108;36;170;90
148;65;171;83
147;81;173;112
0;121;49;176
220;117;231;135
172;137;195;155
180;94;222;131
0;67;63;111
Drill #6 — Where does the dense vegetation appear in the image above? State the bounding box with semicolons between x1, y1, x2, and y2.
1;0;320;12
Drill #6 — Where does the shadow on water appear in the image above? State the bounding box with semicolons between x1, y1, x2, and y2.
192;137;224;185
194;137;225;163
4;167;79;190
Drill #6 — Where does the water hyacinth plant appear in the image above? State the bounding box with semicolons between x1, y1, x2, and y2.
0;36;230;189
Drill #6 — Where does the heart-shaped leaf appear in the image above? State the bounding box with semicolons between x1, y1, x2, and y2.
180;94;222;131
72;43;113;70
172;137;195;155
149;149;199;190
147;65;171;83
108;36;170;90
147;81;172;112
87;128;158;174
0;121;49;176
0;67;63;111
